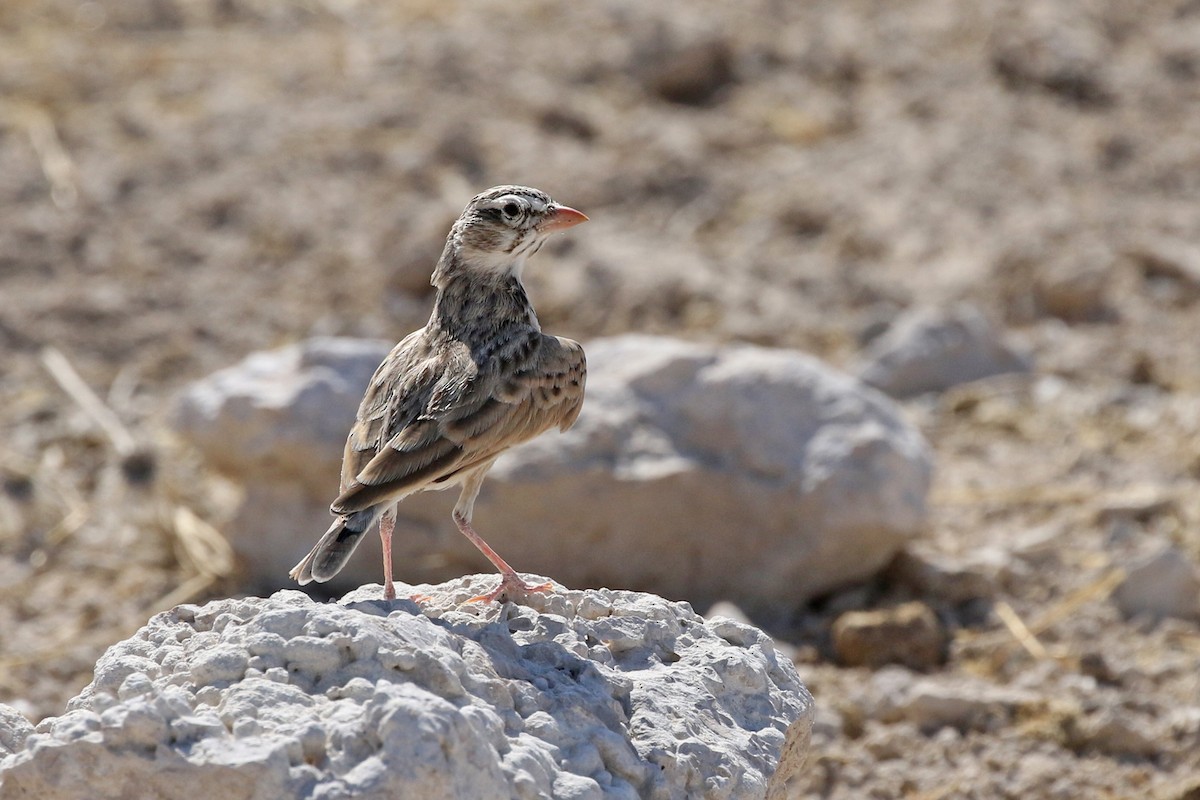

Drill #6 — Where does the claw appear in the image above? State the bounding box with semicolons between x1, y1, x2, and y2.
466;575;554;604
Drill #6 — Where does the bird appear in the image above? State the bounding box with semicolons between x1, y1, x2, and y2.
289;185;588;603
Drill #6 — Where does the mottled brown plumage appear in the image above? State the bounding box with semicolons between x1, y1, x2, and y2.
289;186;587;601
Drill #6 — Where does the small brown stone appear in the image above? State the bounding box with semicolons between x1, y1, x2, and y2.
831;601;946;670
642;38;736;107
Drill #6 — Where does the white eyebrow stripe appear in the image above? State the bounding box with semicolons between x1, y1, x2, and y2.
491;194;548;215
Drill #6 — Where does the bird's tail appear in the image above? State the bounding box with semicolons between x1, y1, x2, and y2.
289;507;379;585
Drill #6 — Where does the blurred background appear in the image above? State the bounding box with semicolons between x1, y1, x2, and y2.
2;0;1200;796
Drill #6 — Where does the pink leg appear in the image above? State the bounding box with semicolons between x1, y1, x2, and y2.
453;510;551;603
380;508;396;600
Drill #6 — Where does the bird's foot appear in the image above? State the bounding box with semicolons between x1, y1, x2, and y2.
382;581;431;605
467;573;553;604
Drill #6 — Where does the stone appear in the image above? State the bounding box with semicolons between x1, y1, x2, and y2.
1095;487;1180;527
896;681;1031;734
873;673;1039;734
831;601;946;670
0;705;33;758
1127;238;1200;305
888;548;999;606
1068;709;1162;758
640;38;735;106
172;335;932;616
171;336;392;491
1077;652;1121;686
1010;523;1067;565
1032;258;1112;322
0;579;814;800
856;305;1032;398
1112;546;1200;621
989;4;1114;107
705;601;797;662
1162;779;1200;800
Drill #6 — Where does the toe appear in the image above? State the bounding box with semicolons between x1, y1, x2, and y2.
465;576;554;604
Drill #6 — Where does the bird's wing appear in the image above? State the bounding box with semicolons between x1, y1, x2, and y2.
496;334;586;435
332;331;585;515
444;333;586;461
336;329;471;497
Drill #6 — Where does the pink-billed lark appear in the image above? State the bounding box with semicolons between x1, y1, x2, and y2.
289;186;588;603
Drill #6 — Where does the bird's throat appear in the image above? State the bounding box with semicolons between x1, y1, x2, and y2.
430;270;540;342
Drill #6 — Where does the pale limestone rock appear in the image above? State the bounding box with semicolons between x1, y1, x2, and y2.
857;305;1032;398
0;706;32;758
173;335;931;615
0;579;814;800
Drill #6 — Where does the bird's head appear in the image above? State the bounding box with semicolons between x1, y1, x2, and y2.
443;185;588;280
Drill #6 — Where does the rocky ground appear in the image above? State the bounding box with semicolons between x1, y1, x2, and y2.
2;0;1199;797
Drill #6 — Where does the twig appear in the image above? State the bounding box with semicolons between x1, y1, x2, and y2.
106;362;142;415
40;346;138;456
14;104;79;209
961;568;1129;663
44;505;90;547
908;783;962;800
1026;567;1127;636
171;505;235;579
994;601;1048;660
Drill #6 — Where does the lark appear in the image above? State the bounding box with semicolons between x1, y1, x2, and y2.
289;186;587;602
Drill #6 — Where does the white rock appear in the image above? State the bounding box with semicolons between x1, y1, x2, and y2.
857;304;1032;398
1113;546;1200;621
171;336;392;491
877;674;1038;733
0;705;33;757
173;335;931;614
705;601;797;662
0;579;814;800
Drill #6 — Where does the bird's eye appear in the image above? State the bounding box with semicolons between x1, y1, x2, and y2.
502;202;521;218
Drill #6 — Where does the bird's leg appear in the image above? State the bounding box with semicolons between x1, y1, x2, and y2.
453;469;551;603
379;506;397;600
453;510;552;602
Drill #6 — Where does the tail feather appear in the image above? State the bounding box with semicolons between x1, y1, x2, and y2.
289;508;379;585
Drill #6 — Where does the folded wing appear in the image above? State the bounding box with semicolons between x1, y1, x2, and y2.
331;331;586;515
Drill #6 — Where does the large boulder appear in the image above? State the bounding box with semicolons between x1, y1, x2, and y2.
172;335;932;615
170;336;392;492
0;579;814;800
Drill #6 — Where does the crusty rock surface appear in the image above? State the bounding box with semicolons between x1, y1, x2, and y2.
0;707;32;759
0;578;814;800
172;334;932;615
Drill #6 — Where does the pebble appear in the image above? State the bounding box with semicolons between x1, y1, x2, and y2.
832;601;946;670
1113;546;1200;621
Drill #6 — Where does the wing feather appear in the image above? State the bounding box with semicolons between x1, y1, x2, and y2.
331;329;586;515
